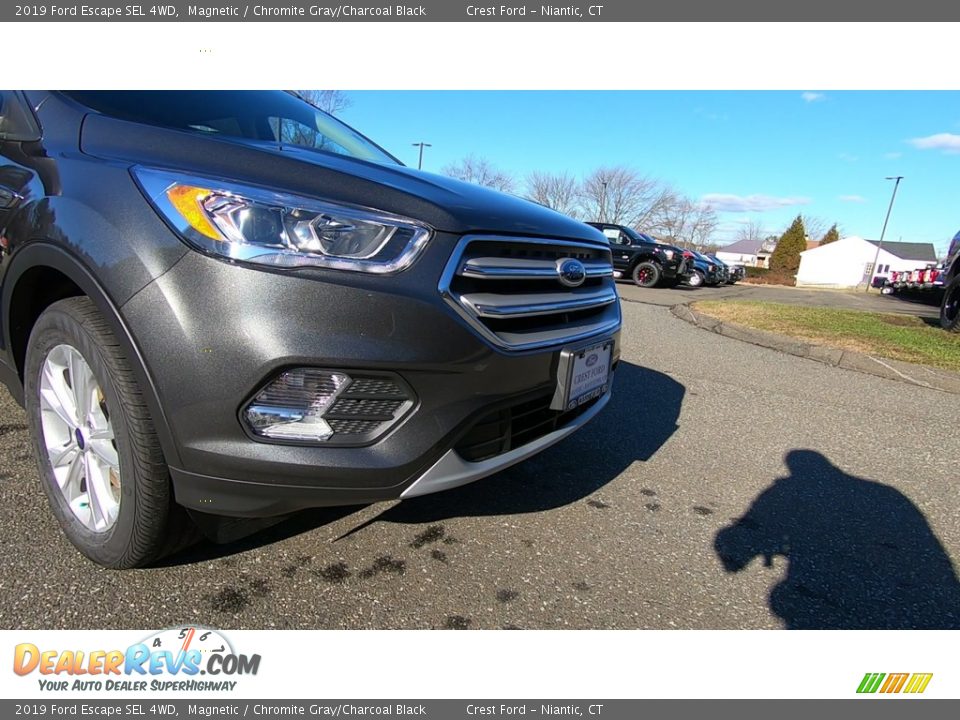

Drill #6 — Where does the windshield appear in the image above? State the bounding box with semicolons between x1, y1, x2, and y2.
63;90;399;165
621;226;648;243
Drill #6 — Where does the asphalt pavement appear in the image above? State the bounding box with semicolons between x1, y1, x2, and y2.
1;298;957;629
616;279;942;319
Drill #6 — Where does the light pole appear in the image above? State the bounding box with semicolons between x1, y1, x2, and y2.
866;175;903;292
599;181;607;222
411;142;432;170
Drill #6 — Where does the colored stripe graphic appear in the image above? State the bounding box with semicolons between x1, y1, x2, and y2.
857;673;885;693
880;673;909;693
857;672;932;694
903;674;933;694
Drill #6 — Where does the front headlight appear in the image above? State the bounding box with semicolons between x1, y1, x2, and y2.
134;167;432;273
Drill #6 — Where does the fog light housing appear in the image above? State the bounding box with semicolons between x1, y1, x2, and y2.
243;369;414;445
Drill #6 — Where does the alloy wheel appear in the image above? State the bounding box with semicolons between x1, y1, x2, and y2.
38;344;121;532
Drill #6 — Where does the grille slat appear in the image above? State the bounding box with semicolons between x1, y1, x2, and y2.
461;256;613;281
441;237;621;350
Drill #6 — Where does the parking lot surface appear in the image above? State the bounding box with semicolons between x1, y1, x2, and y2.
1;299;957;629
617;280;942;319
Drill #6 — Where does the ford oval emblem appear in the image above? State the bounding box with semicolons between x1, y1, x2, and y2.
556;258;587;288
585;353;599;367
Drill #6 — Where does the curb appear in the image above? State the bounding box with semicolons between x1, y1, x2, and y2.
670;303;960;395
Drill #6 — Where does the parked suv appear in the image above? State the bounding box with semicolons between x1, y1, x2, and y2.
684;250;722;287
941;229;960;332
587;222;689;288
0;91;621;568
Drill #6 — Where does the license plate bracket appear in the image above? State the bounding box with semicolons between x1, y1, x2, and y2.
550;339;613;412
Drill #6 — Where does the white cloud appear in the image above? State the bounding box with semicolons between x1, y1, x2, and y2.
908;133;960;154
801;92;825;103
884;152;902;160
839;195;866;203
701;193;812;212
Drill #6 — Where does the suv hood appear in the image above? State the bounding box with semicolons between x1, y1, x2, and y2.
79;113;605;244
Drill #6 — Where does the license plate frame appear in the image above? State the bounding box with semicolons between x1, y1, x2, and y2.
550;339;613;412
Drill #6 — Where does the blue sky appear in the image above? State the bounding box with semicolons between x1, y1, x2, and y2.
339;91;960;255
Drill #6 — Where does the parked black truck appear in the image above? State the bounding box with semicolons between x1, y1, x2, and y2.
587;222;689;288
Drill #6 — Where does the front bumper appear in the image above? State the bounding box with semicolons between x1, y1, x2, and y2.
120;232;620;516
660;256;685;279
171;390;611;516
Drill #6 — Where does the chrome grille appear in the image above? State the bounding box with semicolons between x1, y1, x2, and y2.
439;236;621;350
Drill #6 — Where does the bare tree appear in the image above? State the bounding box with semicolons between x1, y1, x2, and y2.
297;90;352;116
441;155;516;193
524;171;580;218
801;215;830;244
733;219;768;246
655;197;718;249
579;167;674;228
687;203;719;249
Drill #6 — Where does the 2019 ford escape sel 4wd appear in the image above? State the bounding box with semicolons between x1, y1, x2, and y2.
0;91;621;568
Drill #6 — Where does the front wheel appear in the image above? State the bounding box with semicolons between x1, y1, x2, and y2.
24;297;194;568
941;276;960;332
631;261;661;288
686;270;705;288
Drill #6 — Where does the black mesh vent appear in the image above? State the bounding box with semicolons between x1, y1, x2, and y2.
327;398;405;419
347;378;408;397
327;418;384;435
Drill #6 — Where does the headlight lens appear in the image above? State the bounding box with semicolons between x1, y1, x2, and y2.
135;168;432;273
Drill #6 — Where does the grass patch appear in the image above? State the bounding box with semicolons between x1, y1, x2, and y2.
693;300;960;373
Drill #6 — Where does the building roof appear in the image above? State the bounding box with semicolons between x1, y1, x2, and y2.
717;238;763;255
805;240;820;251
864;239;938;262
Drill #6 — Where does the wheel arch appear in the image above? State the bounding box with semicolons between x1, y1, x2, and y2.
3;243;182;467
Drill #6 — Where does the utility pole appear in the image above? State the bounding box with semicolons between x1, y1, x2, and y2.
866;176;903;292
411;142;432;170
599;181;608;222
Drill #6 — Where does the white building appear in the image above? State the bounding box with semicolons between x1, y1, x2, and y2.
715;238;761;267
795;235;938;288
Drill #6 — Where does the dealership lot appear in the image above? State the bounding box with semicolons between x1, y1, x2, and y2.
0;297;957;629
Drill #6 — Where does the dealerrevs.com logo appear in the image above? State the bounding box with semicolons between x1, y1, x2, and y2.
13;627;260;692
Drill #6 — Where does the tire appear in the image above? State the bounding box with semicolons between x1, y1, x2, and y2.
631;261;661;288
24;297;195;568
941;276;960;332
686;270;705;288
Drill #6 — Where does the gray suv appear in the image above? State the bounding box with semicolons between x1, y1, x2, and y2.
0;91;621;567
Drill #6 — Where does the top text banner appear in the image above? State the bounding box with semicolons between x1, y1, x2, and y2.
7;1;960;21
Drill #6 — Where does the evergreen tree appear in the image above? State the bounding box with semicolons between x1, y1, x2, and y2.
769;215;807;275
820;223;840;246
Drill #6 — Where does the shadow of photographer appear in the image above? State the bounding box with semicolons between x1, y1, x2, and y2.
715;449;960;629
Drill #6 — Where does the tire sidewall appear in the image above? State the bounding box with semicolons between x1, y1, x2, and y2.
25;305;141;567
941;277;960;332
688;270;704;288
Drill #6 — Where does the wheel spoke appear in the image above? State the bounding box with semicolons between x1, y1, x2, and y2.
60;451;84;498
50;444;79;470
83;454;104;529
89;438;119;470
85;453;119;531
41;362;79;427
68;350;93;420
